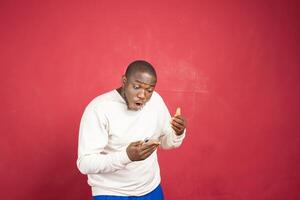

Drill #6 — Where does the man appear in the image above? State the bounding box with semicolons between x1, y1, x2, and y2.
77;60;186;200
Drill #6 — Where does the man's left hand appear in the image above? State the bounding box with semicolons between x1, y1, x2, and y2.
171;107;186;135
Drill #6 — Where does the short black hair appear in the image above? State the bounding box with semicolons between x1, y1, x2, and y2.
125;60;157;80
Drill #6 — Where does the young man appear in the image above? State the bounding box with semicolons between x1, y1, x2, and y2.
77;60;187;200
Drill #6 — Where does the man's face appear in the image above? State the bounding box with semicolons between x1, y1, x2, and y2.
123;71;157;111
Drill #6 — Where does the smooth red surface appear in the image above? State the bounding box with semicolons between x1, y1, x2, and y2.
1;1;299;199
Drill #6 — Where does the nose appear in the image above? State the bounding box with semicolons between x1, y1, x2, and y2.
137;90;146;100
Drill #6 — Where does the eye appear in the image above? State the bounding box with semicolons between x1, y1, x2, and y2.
147;89;153;93
133;85;140;89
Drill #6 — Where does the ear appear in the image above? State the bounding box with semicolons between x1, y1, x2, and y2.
121;75;127;86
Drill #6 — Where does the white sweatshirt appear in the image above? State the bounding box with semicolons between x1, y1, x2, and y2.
77;90;185;196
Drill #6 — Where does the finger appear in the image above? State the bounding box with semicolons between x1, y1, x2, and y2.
142;148;157;159
140;143;159;154
140;145;158;158
171;119;185;128
142;139;160;146
175;107;181;117
173;115;185;121
171;124;182;133
171;117;185;126
140;142;159;151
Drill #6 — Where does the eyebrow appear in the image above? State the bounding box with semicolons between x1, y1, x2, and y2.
134;80;156;87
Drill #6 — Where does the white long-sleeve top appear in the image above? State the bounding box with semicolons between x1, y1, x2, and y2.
77;90;185;196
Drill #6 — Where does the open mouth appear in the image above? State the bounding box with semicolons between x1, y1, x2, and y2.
134;102;144;109
135;102;143;106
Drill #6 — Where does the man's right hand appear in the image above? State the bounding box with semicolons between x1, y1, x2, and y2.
126;140;160;161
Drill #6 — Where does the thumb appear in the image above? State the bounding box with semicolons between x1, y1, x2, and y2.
175;107;181;116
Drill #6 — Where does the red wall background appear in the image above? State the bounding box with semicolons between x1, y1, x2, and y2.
1;1;299;199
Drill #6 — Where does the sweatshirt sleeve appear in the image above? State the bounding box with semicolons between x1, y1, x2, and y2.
156;95;186;149
76;105;132;174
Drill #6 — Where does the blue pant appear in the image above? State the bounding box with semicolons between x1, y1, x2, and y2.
93;185;164;200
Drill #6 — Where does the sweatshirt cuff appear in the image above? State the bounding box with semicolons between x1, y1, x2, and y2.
119;150;132;165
